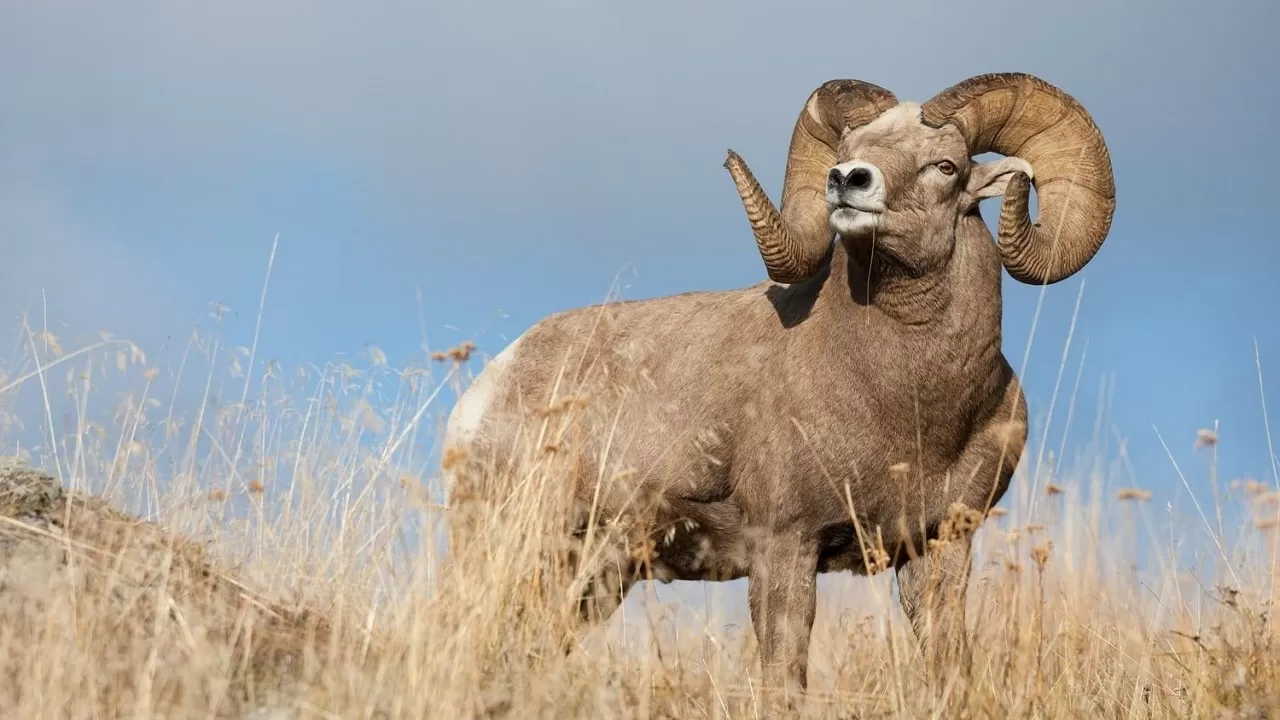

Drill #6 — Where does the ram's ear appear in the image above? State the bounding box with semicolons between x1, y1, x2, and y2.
968;156;1034;199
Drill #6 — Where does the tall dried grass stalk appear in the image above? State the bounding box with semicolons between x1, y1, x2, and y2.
0;316;1275;718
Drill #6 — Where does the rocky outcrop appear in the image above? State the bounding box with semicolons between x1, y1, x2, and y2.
0;457;330;718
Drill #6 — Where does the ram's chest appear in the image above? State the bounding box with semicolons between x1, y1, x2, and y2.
813;341;988;457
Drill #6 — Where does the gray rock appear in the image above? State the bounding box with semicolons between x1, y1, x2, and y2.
0;456;63;520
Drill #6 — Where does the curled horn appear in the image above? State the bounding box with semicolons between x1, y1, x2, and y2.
725;80;898;284
921;72;1116;285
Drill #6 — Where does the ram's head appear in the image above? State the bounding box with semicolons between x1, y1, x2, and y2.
725;73;1115;285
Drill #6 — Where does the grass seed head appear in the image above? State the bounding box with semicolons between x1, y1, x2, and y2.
938;502;984;542
865;532;891;574
1116;487;1153;502
441;444;469;471
1032;540;1053;569
1195;427;1218;449
1243;477;1269;494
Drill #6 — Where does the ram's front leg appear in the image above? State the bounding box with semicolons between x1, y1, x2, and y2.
747;531;819;711
897;374;1027;690
896;531;974;689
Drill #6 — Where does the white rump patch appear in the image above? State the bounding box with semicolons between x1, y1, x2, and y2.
444;331;525;448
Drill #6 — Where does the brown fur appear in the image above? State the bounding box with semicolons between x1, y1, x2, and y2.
442;78;1112;705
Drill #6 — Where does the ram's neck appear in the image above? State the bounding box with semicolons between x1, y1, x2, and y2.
830;240;953;328
839;243;952;327
818;223;1005;363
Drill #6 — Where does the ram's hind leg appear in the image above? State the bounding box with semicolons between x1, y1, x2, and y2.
577;544;640;625
560;533;640;657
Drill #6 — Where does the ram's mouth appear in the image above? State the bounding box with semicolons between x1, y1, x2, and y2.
829;204;884;238
829;201;884;215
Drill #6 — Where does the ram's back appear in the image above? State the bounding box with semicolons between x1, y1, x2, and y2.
445;282;787;515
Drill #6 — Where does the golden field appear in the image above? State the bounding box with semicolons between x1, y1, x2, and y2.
0;318;1276;719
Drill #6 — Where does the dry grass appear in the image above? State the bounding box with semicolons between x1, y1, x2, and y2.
0;310;1277;720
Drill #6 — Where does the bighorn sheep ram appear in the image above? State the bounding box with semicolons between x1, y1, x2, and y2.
442;72;1114;697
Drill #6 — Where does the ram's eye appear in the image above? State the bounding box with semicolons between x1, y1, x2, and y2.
936;160;956;176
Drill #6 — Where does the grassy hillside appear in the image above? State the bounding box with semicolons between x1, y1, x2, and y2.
0;328;1276;718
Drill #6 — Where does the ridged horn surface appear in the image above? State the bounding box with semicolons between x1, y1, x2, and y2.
921;72;1115;285
725;80;898;283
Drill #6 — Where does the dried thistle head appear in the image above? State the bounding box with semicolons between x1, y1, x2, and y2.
441;444;469;471
1031;540;1053;569
448;341;477;363
865;533;891;574
1045;483;1064;496
248;479;265;494
1194;427;1218;449
1116;487;1153;502
431;341;478;364
937;502;983;542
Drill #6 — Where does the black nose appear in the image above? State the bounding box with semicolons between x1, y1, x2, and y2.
828;166;874;190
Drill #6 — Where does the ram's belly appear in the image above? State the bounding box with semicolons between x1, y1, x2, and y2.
810;513;919;576
643;500;751;583
638;501;910;581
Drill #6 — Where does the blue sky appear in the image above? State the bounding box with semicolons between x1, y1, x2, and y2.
2;0;1278;540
